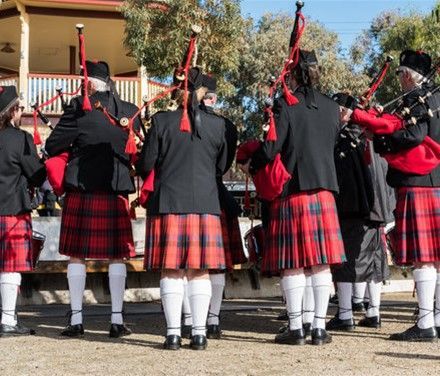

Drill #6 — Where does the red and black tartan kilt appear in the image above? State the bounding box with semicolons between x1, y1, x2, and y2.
0;214;33;272
59;192;135;259
262;190;346;274
390;187;440;265
211;211;246;273
144;214;225;271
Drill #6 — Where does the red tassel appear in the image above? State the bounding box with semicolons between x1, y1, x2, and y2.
282;77;298;106
179;110;191;133
32;111;42;145
125;131;137;154
82;93;92;112
266;110;277;141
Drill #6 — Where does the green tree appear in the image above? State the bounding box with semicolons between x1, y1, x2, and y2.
122;0;244;97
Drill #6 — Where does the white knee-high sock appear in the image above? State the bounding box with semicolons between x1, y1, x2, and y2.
435;273;440;327
414;267;436;329
353;282;367;304
303;275;314;325
0;273;21;326
67;264;86;326
208;273;225;326
160;277;184;336
283;273;306;330
312;271;332;330
182;277;192;326
109;263;127;325
366;281;382;318
188;279;212;336
337;282;353;320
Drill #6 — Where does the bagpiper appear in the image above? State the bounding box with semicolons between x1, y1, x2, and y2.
45;60;142;338
0;86;46;336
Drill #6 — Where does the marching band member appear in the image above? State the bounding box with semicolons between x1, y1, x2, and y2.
246;50;346;346
201;75;246;339
45;61;141;338
136;67;227;350
0;86;46;336
327;93;394;331
356;50;440;341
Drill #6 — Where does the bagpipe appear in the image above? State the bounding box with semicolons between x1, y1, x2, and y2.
351;57;440;175
335;55;393;160
237;1;305;203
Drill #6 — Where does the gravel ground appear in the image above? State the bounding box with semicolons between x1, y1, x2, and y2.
0;293;439;376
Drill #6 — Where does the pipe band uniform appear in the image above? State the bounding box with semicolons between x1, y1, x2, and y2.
44;57;143;339
0;85;46;337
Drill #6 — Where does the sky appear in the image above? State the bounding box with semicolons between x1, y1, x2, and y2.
241;0;438;53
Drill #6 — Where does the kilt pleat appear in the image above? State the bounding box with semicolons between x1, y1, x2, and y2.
0;214;33;272
262;190;346;273
144;214;225;270
219;211;246;271
391;187;440;265
59;192;135;259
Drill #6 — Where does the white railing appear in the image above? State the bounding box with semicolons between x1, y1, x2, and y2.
0;75;18;88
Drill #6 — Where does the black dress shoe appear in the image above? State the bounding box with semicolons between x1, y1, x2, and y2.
277;310;288;321
312;328;332;345
278;324;288;334
190;335;208;350
326;315;355;331
358;316;381;328
207;324;221;339
389;325;438;342
352;302;366;313
181;325;192;339
109;323;132;338
60;324;84;337
275;328;305;345
303;323;312;337
0;324;36;337
163;335;181;350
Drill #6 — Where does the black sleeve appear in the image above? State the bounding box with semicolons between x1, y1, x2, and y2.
216;131;228;175
373;122;428;154
135;115;160;178
250;101;290;173
21;132;47;187
223;118;238;174
44;99;80;156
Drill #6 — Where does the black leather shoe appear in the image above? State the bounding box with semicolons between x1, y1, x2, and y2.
0;324;36;337
163;335;181;350
181;325;192;339
389;325;438;342
326;315;355;331
60;324;84;337
277;310;288;321
352;302;366;313
358;316;381;328
303;323;312;337
275;328;305;345
190;335;208;350
207;324;221;339
109;324;132;338
312;328;332;345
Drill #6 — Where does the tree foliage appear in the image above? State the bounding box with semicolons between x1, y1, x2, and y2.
122;0;244;97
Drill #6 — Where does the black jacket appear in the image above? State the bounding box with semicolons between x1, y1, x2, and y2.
250;87;341;195
374;85;440;188
0;125;46;215
136;108;227;215
203;105;241;217
45;91;142;194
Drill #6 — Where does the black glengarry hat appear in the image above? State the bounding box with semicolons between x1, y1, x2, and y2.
0;86;19;115
85;60;110;82
202;74;217;94
399;50;431;77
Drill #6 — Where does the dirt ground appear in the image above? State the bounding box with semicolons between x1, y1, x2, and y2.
0;293;439;376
